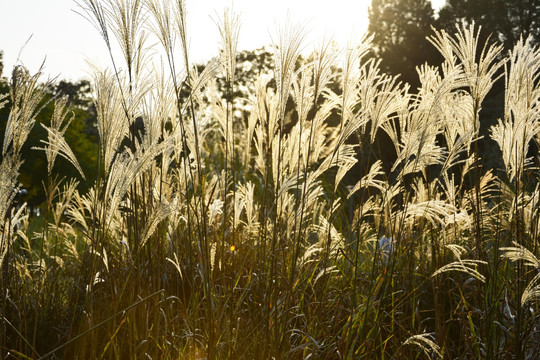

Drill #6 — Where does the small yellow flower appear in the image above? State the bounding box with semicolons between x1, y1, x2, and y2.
230;245;236;252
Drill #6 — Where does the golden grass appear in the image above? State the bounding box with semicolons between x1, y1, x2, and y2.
1;2;540;358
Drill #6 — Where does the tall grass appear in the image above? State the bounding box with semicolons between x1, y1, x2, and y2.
1;1;540;358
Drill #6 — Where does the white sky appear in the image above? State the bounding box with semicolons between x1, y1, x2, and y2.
0;0;445;81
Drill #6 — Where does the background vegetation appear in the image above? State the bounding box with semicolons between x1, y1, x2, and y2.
1;0;539;359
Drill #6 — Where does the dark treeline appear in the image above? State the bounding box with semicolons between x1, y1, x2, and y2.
369;0;540;85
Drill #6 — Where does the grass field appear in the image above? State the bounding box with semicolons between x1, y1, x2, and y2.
1;0;540;358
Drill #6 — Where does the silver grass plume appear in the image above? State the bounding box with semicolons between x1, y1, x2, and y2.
104;134;174;228
33;97;86;179
216;8;240;86
363;60;409;145
51;179;80;228
106;0;149;82
173;0;189;71
403;333;443;359
491;36;540;182
1;66;47;269
432;244;487;283
3;66;48;158
501;242;540;306
75;0;111;51
0;157;22;268
140;67;175;149
92;70;129;172
311;38;338;102
272;17;305;123
391;61;468;180
140;199;175;249
431;22;505;136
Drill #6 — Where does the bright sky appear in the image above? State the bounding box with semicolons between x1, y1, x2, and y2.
0;0;445;81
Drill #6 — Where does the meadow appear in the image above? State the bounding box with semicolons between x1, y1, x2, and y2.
1;0;540;358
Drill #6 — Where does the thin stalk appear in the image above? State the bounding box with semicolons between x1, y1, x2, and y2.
37;289;164;360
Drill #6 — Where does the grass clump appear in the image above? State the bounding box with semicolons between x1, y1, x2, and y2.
1;1;540;359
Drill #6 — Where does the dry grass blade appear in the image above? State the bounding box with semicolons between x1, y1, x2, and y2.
433;244;487;282
501;242;540;268
521;272;540;306
2;66;48;158
75;0;111;49
106;0;149;80
403;333;443;359
140;199;174;248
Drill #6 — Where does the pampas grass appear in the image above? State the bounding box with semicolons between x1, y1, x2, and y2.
1;2;540;359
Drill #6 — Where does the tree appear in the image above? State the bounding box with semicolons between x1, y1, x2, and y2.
504;0;540;46
211;46;274;112
438;0;540;49
368;0;439;88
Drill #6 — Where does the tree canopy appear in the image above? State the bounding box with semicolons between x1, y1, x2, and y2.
369;0;540;88
438;0;540;49
368;0;439;88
